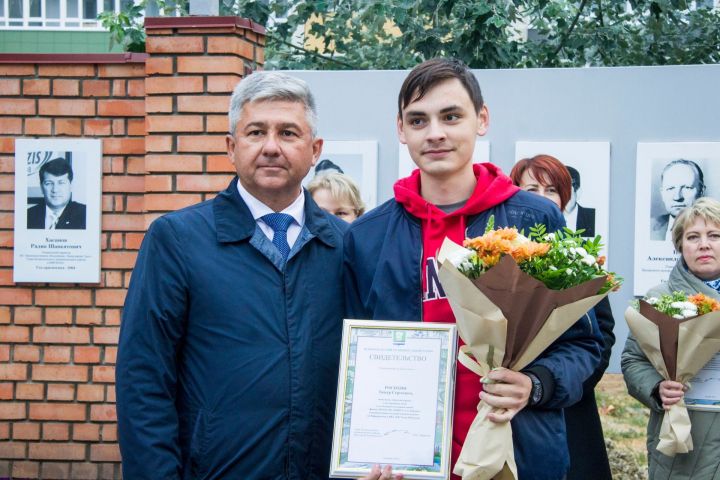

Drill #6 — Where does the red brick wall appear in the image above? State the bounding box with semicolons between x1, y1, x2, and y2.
0;17;265;479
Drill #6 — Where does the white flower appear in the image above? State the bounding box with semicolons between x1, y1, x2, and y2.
582;255;596;266
671;301;697;312
673;314;685;319
646;297;659;305
549;266;557;271
566;268;573;275
447;248;475;269
544;233;555;241
682;309;698;318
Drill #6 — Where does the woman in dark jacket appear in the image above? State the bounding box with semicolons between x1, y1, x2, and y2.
511;154;614;480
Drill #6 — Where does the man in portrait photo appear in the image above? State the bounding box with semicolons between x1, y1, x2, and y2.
27;157;86;230
650;159;704;241
564;166;596;237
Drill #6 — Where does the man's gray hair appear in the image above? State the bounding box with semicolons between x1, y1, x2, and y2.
228;71;318;137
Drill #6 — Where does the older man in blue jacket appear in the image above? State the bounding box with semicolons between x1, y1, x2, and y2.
117;72;348;479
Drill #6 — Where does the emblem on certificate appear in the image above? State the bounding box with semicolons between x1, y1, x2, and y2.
330;320;457;479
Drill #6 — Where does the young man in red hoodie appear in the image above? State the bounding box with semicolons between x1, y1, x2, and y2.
345;58;601;480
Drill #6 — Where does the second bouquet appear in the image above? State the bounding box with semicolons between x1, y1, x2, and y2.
437;220;620;480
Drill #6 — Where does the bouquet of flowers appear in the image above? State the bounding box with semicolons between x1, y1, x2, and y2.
438;220;621;480
625;291;720;456
635;292;720;318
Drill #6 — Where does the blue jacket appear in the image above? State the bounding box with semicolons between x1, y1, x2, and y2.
117;178;347;479
344;190;602;480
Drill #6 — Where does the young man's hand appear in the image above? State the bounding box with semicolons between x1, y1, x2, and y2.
658;380;687;410
360;464;404;480
480;368;532;423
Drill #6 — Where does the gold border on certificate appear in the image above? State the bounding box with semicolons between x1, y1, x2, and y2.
330;319;457;479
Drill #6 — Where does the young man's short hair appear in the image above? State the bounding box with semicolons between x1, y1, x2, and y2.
397;57;484;117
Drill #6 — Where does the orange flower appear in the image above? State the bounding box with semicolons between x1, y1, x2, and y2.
463;227;549;267
688;293;720;315
597;256;606;266
606;274;621;292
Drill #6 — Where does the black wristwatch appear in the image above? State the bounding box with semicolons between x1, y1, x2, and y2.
526;372;543;406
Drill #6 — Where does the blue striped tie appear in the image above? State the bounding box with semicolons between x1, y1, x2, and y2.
261;213;294;260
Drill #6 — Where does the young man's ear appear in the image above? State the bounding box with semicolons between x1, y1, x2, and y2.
397;115;407;144
477;105;490;136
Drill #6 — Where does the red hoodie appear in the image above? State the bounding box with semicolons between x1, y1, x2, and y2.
394;163;519;477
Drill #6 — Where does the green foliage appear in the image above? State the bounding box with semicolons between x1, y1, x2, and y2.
222;0;720;69
102;0;720;66
522;227;618;293
523;0;720;67
484;214;496;234
98;0;187;53
635;291;702;318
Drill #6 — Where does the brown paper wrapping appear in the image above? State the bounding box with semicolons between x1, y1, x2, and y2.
438;239;609;480
624;303;720;456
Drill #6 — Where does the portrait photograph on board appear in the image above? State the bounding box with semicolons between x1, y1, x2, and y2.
302;140;378;210
13;138;102;284
634;142;720;295
26;154;87;231
514;141;611;260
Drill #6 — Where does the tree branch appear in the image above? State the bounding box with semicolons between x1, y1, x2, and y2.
552;0;589;58
268;34;359;69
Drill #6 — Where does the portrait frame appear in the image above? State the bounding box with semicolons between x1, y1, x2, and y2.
303;140;378;209
633;142;720;295
13;138;102;284
514;141;611;264
330;319;457;480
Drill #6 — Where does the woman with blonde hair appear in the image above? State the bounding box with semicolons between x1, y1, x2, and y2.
623;197;720;479
308;172;365;223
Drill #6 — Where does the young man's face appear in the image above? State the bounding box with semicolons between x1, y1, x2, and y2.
397;78;488;181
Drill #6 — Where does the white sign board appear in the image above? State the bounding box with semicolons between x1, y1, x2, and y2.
634;142;720;295
13;138;102;283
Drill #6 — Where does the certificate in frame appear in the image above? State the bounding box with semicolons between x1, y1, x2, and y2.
330;320;457;479
685;352;720;412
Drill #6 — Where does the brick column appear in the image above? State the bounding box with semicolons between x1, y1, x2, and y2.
144;16;266;222
0;53;146;479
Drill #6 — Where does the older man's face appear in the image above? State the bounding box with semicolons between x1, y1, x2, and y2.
227;99;322;210
661;163;700;217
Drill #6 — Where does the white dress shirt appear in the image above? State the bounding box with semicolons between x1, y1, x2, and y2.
45;206;67;229
236;181;305;248
564;205;578;231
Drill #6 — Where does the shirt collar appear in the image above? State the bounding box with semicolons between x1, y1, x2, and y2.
705;277;720;294
236;180;305;228
46;204;67;219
